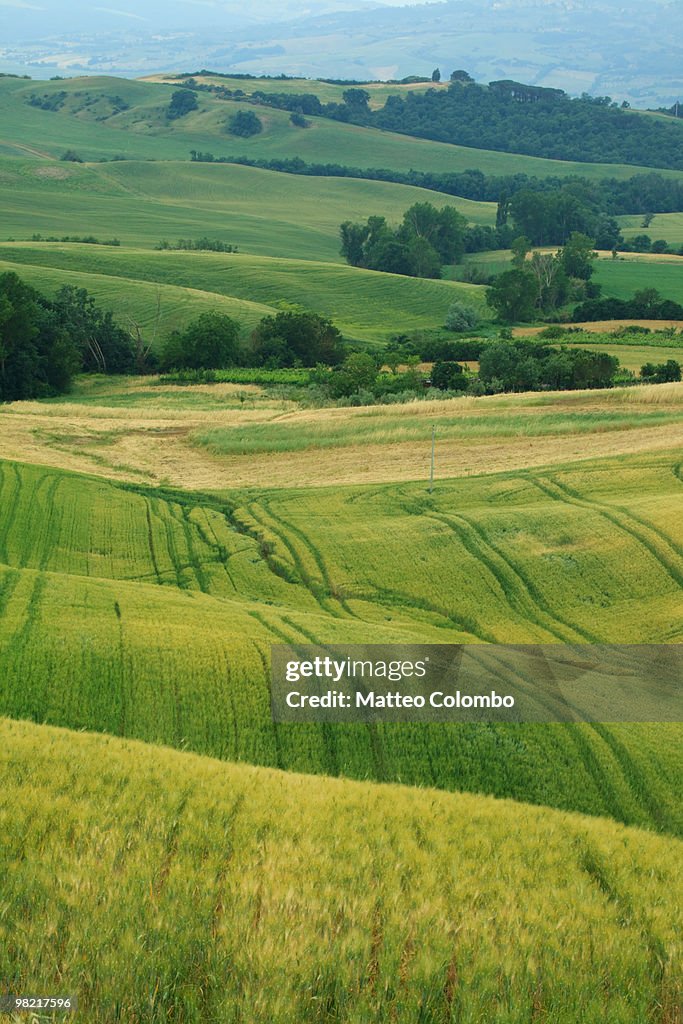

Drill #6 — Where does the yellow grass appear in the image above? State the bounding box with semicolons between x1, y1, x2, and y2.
0;381;681;489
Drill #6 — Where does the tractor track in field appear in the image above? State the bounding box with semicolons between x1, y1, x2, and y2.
532;476;683;591
260;498;360;619
428;510;598;644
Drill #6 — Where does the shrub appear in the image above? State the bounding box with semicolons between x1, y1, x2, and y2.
444;301;481;332
227;111;263;137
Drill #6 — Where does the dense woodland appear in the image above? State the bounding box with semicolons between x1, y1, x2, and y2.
186;74;683;170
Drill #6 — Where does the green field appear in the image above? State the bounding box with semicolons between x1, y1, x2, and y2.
0;157;496;262
1;717;681;1024
619;213;683;246
1;75;681;181
1;61;682;1023
0;244;485;343
594;258;683;305
0;448;681;833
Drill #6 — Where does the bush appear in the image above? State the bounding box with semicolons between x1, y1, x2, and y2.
60;150;83;163
227;111;263;137
640;359;681;383
444;301;481;332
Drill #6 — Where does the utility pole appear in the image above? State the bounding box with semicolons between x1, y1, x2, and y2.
429;425;436;493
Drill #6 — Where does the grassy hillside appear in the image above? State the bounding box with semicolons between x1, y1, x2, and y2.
1;717;681;1024
1;76;681;181
0;156;495;261
594;258;683;305
619;213;683;246
0;449;681;833
0;244;484;342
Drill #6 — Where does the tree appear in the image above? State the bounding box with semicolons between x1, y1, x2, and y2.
430;360;466;390
641;359;681;383
327;353;378;397
559;232;597;280
227;110;263;137
162;312;241;370
51;286;135;374
0;273;81;401
168;90;198;120
510;235;531;269
528;252;569;312
431;68;441;83
342;89;370;113
486;269;538;322
249;312;343;367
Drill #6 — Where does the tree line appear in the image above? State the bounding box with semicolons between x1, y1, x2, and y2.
190;154;683;227
0;273;137;401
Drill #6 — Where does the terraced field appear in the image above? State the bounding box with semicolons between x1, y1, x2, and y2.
1;717;681;1024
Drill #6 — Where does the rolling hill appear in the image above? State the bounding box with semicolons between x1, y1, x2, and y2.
1;75;682;181
0;439;681;833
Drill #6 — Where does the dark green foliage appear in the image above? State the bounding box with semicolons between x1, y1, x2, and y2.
162;312;242;371
168;90;199;120
51;286;135;374
573;289;683;322
486;269;538;322
227;110;263;137
559;233;597;279
479;340;619;392
640;360;682;383
326;353;378;398
369;82;683;170
28;91;67;112
249;312;344;367
60;150;83;163
0;273;117;401
430;361;466;390
154;238;238;253
340;203;467;279
289;112;310;128
510;190;620;247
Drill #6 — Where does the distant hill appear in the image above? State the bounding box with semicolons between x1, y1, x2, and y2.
1;0;681;107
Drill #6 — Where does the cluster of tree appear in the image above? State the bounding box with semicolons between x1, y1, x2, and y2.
502;189;621;247
161;311;344;372
0;273;135;401
28;234;120;246
486;233;600;322
340;203;467;278
313;353;427;402
572;288;683;322
189;154;683;219
154;238;238;253
478;341;619;392
27;91;67;111
640;360;681;383
367;82;683;170
620;234;683;256
226;111;262;137
167;90;198;120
